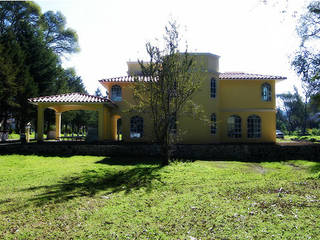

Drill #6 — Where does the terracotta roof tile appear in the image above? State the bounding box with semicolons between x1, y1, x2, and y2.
99;76;154;83
219;72;286;80
99;72;286;83
28;92;116;105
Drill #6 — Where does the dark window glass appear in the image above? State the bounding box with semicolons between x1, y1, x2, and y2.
210;78;216;98
228;115;241;138
211;113;216;135
111;85;122;101
130;116;143;138
261;83;271;101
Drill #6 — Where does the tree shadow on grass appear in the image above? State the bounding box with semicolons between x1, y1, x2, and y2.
22;157;164;206
309;162;320;174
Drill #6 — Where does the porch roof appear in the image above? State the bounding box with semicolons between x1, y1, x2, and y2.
28;92;117;107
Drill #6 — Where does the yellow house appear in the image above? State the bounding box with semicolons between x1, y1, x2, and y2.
29;52;286;143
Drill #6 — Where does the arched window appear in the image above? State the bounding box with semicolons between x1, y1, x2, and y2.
130;116;143;138
228;115;241;138
247;115;261;138
111;85;122;101
211;113;217;135
261;83;271;101
210;78;216;98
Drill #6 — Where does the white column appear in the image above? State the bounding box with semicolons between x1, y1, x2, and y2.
55;112;62;140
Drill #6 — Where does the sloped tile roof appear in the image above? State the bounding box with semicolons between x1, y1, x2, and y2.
99;72;286;83
219;72;286;80
99;76;154;83
28;92;116;105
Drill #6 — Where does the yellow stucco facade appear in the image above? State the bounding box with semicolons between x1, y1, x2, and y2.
100;53;284;144
31;52;285;143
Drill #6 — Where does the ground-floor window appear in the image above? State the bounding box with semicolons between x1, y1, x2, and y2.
169;113;177;134
211;113;216;135
130;116;143;138
228;115;241;138
247;115;261;138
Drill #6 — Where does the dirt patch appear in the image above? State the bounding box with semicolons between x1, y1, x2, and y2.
246;163;267;174
286;162;303;170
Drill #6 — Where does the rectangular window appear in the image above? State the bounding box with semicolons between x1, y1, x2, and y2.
169;113;177;134
210;78;216;98
227;116;241;138
211;114;216;135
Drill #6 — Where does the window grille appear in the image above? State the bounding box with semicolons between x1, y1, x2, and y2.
227;115;241;138
261;83;271;101
111;85;122;101
210;78;216;98
247;115;261;138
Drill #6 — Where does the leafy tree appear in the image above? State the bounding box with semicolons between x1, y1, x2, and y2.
277;87;305;134
292;1;320;133
0;42;18;132
40;11;79;56
0;1;41;35
276;108;288;132
133;21;204;165
0;1;81;137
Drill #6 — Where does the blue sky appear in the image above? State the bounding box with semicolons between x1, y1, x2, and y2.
36;0;309;95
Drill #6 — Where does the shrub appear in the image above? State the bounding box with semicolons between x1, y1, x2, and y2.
311;128;320;136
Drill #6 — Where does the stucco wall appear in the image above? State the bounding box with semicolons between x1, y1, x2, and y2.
99;54;278;144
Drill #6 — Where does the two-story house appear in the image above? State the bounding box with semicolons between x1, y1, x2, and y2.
29;52;286;143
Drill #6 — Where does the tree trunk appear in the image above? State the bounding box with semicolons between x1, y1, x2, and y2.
161;142;170;166
303;100;308;135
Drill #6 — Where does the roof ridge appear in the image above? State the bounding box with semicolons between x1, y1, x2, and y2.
219;72;286;80
99;75;154;83
28;92;117;105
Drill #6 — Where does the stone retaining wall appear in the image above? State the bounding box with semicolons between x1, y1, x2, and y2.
0;142;319;161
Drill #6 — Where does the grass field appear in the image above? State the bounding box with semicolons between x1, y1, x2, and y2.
0;155;319;239
276;135;320;143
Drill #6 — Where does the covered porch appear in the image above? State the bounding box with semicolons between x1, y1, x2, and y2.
28;93;118;142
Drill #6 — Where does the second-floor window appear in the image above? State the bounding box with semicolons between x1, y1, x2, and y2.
210;78;216;98
111;85;122;101
261;83;271;102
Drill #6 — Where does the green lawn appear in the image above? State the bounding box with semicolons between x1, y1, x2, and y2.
7;133;35;140
276;135;320;143
0;155;319;239
288;135;320;142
